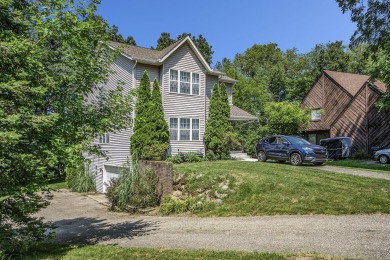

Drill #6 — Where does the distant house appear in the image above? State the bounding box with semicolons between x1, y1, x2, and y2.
86;36;256;192
302;70;389;153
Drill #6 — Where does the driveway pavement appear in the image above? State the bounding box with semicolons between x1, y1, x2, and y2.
308;165;390;180
37;189;390;259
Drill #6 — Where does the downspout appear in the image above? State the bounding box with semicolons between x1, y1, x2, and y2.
132;60;138;128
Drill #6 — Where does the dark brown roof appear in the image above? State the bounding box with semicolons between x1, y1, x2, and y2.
230;105;257;120
107;37;185;62
324;70;387;96
324;70;369;96
219;75;237;83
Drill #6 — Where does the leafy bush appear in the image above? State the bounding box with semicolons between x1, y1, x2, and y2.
205;150;218;161
353;150;370;160
106;161;160;212
66;161;96;193
143;143;169;161
183;152;202;163
166;155;183;164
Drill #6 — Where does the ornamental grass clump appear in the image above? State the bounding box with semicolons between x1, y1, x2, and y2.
106;161;160;212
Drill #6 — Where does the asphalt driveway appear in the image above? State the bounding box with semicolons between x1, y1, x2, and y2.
36;189;390;259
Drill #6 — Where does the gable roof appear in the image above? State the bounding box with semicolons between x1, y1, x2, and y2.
324;70;387;96
107;36;222;76
230;105;257;121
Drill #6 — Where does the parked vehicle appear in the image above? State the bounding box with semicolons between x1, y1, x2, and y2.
320;137;352;159
256;135;328;166
374;148;390;164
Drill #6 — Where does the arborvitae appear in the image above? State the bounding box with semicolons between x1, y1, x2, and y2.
130;71;153;159
204;84;224;157
147;79;170;160
219;83;233;156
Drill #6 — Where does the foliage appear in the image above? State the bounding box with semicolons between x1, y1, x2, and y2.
352;150;370;160
0;1;133;257
66;160;95;193
159;196;205;215
263;102;311;135
205;150;218;161
337;0;390;110
156;32;214;64
109;24;136;45
130;71;153;159
106;161;160;212
183;152;202;163
175;161;390;216
166;155;183;164
204;84;235;158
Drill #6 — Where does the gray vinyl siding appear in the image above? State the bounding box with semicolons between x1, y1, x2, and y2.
85;55;134;192
225;83;233;105
162;43;207;155
205;75;219;119
135;63;161;87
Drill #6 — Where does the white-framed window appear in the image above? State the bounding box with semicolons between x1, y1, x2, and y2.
169;69;200;95
169;118;178;140
311;109;321;121
170;69;178;92
99;133;110;144
170;117;200;141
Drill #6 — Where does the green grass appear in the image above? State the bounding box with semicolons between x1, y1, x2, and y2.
26;243;344;260
48;178;68;190
326;159;390;173
173;161;390;216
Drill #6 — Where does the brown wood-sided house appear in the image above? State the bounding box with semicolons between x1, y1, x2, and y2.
302;70;390;153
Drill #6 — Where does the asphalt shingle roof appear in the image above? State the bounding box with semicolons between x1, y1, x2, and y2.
230;105;257;120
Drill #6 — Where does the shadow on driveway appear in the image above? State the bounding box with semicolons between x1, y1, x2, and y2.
52;217;159;245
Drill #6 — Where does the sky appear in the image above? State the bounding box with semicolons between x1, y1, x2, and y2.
96;0;356;66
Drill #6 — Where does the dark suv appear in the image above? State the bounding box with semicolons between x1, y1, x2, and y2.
256;135;327;166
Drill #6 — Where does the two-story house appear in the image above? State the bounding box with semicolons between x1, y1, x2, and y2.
302;70;389;154
87;36;256;192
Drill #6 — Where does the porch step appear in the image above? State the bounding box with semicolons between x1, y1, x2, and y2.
230;151;258;162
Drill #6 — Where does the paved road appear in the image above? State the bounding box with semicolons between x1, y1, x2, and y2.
37;190;390;260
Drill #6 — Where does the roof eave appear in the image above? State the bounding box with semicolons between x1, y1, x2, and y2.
229;116;258;121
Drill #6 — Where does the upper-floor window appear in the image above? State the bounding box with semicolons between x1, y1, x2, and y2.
311;109;321;121
169;117;200;141
170;69;200;95
99;133;110;144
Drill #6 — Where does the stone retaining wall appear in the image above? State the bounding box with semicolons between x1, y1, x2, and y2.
140;160;173;196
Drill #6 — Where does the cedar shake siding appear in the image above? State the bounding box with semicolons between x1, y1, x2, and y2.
302;70;389;153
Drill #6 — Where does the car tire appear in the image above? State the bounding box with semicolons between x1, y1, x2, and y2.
257;151;267;162
290;153;302;166
313;162;324;166
378;155;389;164
277;160;286;163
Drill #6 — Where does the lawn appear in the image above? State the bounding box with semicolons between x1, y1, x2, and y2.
326;159;390;173
48;177;68;190
26;243;342;260
174;161;390;216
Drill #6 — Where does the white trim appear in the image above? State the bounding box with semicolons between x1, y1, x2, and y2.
169;117;200;141
169;69;200;96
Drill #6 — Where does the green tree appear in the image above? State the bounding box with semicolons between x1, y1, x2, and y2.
156;32;176;50
204;84;234;158
109;24;136;45
130;71;154;159
145;79;170;160
337;0;390;109
263;102;310;135
0;1;133;257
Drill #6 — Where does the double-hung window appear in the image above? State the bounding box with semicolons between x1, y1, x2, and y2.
170;117;200;141
99;133;110;144
170;69;200;95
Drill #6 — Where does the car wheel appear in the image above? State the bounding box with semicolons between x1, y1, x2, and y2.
313;162;324;166
257;151;267;162
277;160;286;163
378;155;389;164
290;153;302;166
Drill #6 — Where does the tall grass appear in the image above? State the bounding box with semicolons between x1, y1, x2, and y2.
66;162;96;193
106;160;160;212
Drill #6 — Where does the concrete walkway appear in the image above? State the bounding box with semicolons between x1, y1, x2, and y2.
37;190;390;260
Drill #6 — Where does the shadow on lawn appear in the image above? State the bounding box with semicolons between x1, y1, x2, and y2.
51;217;159;245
